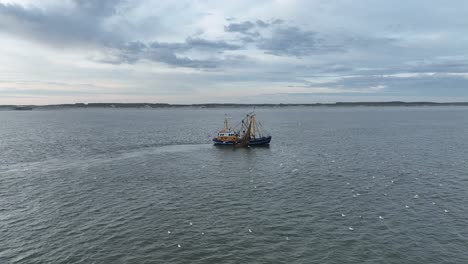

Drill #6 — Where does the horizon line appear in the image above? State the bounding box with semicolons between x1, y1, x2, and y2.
2;101;468;108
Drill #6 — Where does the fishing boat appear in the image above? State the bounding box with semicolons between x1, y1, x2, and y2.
213;112;272;146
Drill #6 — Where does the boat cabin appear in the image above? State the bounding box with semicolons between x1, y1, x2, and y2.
218;132;235;137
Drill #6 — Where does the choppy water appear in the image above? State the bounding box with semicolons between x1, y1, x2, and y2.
1;107;468;263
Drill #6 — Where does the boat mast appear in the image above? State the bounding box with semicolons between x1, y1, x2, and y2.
251;114;256;138
223;116;229;132
235;117;252;148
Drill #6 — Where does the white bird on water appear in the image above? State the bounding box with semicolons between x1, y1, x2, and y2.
444;210;449;213
379;216;384;220
189;222;193;226
341;213;346;217
286;237;290;241
177;244;181;248
349;227;354;231
248;229;252;233
405;205;410;209
414;194;419;198
168;230;171;234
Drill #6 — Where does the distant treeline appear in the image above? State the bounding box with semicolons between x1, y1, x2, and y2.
2;102;468;110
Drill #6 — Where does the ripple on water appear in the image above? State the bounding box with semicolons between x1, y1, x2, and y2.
1;108;468;263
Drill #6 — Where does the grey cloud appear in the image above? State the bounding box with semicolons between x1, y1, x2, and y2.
100;50;217;69
225;18;283;33
105;38;242;68
405;60;468;74
0;3;243;69
271;19;284;25
146;50;217;69
378;74;468;96
224;21;255;33
149;41;187;53
302;73;468;97
333;59;468;77
73;0;125;16
257;27;344;57
256;20;269;27
185;37;242;51
224;19;347;57
0;3;122;46
240;36;256;43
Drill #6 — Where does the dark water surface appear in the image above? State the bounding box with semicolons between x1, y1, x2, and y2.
1;107;468;263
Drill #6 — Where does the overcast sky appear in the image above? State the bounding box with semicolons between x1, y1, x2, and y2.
1;0;468;104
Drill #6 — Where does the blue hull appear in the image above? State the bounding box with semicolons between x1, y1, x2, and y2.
213;136;272;146
248;136;272;145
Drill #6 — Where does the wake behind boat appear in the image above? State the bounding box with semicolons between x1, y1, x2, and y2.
213;112;272;147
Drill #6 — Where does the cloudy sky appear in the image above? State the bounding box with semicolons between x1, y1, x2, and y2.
1;0;468;104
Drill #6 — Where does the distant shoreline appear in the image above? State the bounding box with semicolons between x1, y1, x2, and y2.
1;102;468;110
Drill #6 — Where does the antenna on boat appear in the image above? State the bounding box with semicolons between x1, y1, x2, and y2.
223;113;231;132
